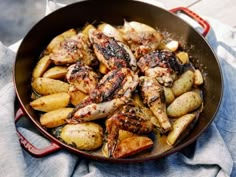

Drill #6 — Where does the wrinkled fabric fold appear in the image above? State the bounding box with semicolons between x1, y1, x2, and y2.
0;1;236;177
0;42;26;177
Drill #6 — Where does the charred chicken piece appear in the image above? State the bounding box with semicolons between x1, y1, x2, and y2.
66;61;99;94
106;101;154;158
67;68;139;123
120;21;163;58
50;32;97;66
139;76;172;133
89;67;138;102
89;29;137;71
138;50;184;87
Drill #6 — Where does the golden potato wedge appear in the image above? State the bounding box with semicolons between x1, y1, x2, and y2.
113;136;153;158
81;24;96;40
176;51;189;64
163;87;175;104
61;28;77;38
68;87;87;106
118;130;135;141
167;91;203;117
40;108;73;128
46;35;64;54
46;29;77;53
32;55;51;78
102;143;109;157
158;40;166;50
30;92;70;112
133;94;145;107
194;69;204;85
171;70;194;96
99;62;109;74
167;114;196;146
43;66;67;79
60;123;103;151
31;77;69;95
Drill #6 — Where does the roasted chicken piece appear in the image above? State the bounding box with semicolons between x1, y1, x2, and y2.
138;50;184;87
67;68;139;123
106;101;154;158
119;21;163;58
50;32;97;66
139;76;172;133
98;23;124;42
66;61;99;94
89;29;137;71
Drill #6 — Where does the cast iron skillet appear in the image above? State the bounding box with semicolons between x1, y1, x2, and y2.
14;0;223;163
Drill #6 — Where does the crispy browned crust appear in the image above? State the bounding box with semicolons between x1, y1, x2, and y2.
113;136;153;158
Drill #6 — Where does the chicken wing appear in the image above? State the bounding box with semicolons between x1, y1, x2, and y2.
138;50;184;87
106;101;154;157
67;68;139;123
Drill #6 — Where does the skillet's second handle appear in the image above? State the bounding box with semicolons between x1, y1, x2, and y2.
170;7;210;37
15;108;62;157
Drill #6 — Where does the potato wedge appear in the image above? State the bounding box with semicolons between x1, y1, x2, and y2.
113;136;153;158
46;29;77;53
46;35;64;54
194;69;204;85
60;123;103;151
99;62;109;74
163;87;175;104
167;114;196;146
61;28;77;38
171;70;194;96
81;24;96;40
118;130;135;141
43;66;67;79
30;92;70;112
176;51;189;64
32;55;51;78
133;94;145;107
31;77;69;95
40;108;73;128
68;88;87;106
167;91;202;117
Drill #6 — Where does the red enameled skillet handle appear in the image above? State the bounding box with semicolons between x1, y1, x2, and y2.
15;108;62;157
170;7;210;37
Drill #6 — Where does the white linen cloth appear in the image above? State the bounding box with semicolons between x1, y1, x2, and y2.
0;1;236;177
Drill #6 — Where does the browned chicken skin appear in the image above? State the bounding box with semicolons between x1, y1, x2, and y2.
106;101;154;157
139;76;172;133
50;33;97;66
120;21;163;59
67;68;139;123
138;50;184;87
89;29;137;71
66;61;99;94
